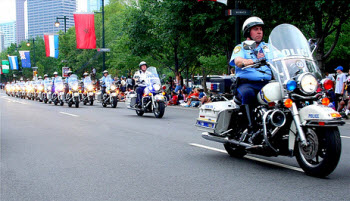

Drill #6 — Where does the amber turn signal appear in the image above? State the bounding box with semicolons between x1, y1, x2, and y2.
284;99;293;108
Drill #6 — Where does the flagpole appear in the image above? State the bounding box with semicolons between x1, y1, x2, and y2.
102;0;105;71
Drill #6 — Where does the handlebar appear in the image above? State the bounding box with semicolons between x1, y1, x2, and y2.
241;58;267;70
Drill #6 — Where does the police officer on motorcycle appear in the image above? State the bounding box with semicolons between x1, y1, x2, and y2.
229;16;272;143
64;70;73;99
101;70;109;95
133;61;149;108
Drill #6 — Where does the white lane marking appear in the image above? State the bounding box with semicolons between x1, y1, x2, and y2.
189;143;304;172
341;136;350;139
59;112;79;117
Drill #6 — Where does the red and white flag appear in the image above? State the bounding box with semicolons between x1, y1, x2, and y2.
44;34;59;58
74;13;96;49
198;0;227;5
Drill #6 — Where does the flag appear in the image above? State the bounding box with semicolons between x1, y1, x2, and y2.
19;51;31;68
44;34;59;58
198;0;227;5
2;60;10;74
74;13;96;49
9;56;19;70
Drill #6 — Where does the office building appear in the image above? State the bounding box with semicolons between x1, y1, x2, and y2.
16;0;26;44
87;0;109;12
27;0;76;38
0;32;5;52
0;21;16;49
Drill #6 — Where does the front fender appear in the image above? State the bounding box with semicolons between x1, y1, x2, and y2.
299;105;344;126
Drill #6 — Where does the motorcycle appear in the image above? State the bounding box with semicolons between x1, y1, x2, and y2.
65;74;80;108
195;24;343;177
125;67;166;118
82;76;95;106
52;76;65;106
25;81;35;100
43;78;53;104
35;80;44;102
99;75;118;108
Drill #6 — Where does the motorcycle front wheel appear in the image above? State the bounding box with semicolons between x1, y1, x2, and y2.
224;143;247;158
153;101;165;118
111;97;117;108
136;110;144;116
295;127;341;177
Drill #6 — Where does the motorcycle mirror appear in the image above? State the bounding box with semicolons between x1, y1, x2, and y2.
308;38;317;54
243;40;256;50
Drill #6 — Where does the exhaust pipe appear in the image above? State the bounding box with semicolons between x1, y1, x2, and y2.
202;132;261;148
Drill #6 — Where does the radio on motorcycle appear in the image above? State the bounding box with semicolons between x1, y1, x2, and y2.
196;24;344;177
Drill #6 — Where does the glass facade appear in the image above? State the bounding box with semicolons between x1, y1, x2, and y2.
0;22;16;49
27;0;76;38
16;0;26;44
87;0;109;12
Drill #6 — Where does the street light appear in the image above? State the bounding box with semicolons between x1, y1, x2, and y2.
54;16;68;33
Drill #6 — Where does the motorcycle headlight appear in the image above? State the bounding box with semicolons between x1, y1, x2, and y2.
73;86;78;91
153;84;161;91
87;85;93;91
38;86;43;91
57;86;63;91
48;86;52;90
298;73;318;94
110;85;116;91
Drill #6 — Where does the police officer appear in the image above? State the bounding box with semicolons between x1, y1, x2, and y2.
229;16;273;143
64;70;73;99
133;61;149;107
101;70;109;95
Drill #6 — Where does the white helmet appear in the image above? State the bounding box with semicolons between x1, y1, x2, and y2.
53;72;58;75
242;16;264;38
139;61;148;68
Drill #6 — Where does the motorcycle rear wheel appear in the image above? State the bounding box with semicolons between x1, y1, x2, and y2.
60;101;64;106
90;99;94;106
224;143;247;158
54;100;58;105
295;127;341;177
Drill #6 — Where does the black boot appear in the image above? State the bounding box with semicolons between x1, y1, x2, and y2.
244;104;262;144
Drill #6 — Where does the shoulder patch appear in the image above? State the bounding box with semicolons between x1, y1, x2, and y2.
234;46;242;54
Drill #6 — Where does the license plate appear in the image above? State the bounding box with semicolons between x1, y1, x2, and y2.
111;93;117;96
74;93;79;97
196;120;214;128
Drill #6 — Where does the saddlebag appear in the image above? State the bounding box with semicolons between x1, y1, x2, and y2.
195;100;239;135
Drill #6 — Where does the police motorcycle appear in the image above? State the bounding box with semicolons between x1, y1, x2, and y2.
52;76;65;106
64;74;80;108
25;81;35;100
35;78;44;102
98;75;118;108
82;76;95;105
43;77;53;104
125;67;166;118
195;24;343;177
18;81;26;99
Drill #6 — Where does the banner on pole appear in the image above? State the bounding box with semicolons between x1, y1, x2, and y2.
62;67;70;77
44;34;59;58
19;51;32;68
9;56;19;70
1;60;10;74
74;13;96;49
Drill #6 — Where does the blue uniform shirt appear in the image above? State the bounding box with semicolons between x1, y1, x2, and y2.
229;41;273;81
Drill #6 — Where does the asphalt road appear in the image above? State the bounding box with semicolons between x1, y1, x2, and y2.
1;91;350;201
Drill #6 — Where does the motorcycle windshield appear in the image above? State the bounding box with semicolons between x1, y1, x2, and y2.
83;76;92;86
268;24;322;83
145;67;161;86
68;74;79;89
44;78;52;89
105;75;114;88
54;77;64;89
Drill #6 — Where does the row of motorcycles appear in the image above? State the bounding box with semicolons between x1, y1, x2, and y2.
5;75;97;108
4;67;167;118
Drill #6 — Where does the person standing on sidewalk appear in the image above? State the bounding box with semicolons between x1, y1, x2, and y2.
334;66;346;112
